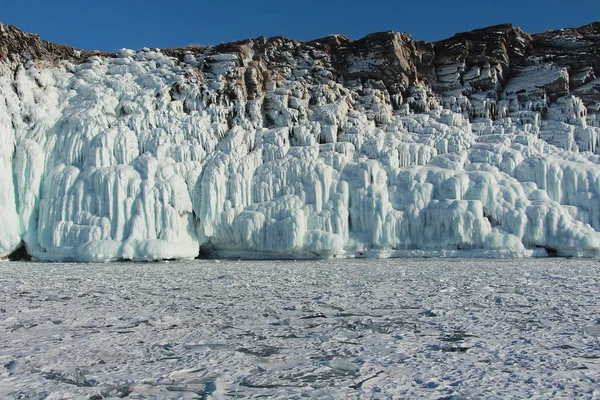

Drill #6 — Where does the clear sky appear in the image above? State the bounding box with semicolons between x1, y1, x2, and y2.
3;0;599;52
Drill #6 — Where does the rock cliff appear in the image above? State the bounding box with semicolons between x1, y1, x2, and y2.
1;20;599;260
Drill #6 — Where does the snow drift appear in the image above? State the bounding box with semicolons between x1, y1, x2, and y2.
1;22;600;261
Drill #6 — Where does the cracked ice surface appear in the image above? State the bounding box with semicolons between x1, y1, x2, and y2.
1;259;599;398
2;46;600;261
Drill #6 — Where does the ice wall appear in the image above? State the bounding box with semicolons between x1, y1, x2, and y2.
1;39;600;260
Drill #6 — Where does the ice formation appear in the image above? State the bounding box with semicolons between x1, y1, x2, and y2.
0;22;600;261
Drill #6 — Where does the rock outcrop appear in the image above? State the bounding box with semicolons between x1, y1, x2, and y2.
0;22;104;64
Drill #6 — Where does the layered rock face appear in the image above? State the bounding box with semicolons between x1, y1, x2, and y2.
0;21;599;261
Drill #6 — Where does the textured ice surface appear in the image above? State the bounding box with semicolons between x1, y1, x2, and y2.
0;259;599;398
1;42;600;260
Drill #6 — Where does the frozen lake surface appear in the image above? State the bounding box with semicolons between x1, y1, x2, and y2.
1;258;599;399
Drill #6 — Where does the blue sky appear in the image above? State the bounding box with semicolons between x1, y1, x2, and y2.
3;0;599;51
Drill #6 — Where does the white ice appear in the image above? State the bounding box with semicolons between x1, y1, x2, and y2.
1;47;600;261
0;259;599;398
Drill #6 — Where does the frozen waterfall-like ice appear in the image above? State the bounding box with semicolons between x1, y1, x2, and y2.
2;38;600;261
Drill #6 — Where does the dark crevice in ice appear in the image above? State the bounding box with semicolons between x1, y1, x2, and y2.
8;243;31;261
543;247;559;257
196;242;216;259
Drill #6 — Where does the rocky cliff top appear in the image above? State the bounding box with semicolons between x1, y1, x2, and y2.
0;22;105;64
2;21;598;91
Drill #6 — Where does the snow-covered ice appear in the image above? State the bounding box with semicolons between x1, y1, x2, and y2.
1;259;599;398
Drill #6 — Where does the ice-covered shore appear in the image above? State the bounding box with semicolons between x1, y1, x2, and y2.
1;22;600;261
1;259;599;398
